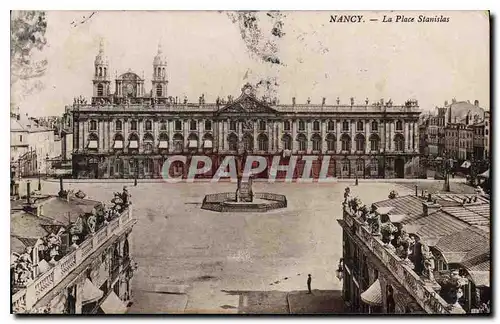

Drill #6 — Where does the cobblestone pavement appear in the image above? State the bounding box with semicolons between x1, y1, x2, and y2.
38;180;413;314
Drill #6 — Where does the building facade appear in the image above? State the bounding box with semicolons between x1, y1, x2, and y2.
71;43;422;180
338;190;490;314
11;183;137;314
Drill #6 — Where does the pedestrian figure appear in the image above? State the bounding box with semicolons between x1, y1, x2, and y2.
307;274;312;294
134;177;138;186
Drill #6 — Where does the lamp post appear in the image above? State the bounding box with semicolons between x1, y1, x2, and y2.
38;168;42;191
45;154;49;178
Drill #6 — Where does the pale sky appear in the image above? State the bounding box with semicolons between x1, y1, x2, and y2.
13;10;490;117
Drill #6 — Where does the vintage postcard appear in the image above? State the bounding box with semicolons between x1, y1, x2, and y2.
10;10;490;315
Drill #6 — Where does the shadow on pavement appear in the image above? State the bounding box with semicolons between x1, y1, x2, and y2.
220;289;344;314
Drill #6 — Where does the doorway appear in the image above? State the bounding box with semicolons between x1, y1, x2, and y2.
395;158;405;178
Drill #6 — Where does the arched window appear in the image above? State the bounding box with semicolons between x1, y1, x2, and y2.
115;120;122;131
95;67;98;76
342;121;349;132
259;121;266;131
357;121;364;131
371;121;378;132
173;133;184;152
228;133;238;151
190;120;197;131
87;133;99;150
282;134;292;150
99;67;102;77
341;134;351;152
369;134;380;152
103;67;107;77
394;134;405;152
97;84;104;97
297;134;307;151
326;134;336;152
355;134;365;152
156;84;162;97
298;120;305;131
159;132;169;141
130;120;138;131
312;134;322;151
258;134;269;151
89;120;97;131
284;120;291;131
313;120;320;131
243;133;253;151
396;120;403;131
162;68;166;77
188;133;199;149
145;120;152;131
143;133;154;153
328;120;335;131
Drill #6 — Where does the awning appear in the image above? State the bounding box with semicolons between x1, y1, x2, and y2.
361;279;382;306
158;141;169;149
87;140;98;149
100;291;128;314
204;140;213;148
82;278;104;305
189;140;198;148
461;161;471;168
129;141;138;149
478;169;489;179
113;141;123;149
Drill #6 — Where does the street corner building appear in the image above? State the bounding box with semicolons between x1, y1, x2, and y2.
11;180;137;314
337;189;490;314
70;42;422;180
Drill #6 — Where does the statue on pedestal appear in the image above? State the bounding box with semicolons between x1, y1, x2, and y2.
366;204;381;236
421;243;435;281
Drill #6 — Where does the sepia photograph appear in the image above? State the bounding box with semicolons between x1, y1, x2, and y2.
10;10;491;315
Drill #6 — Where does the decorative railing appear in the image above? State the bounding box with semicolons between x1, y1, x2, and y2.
12;207;134;313
343;208;465;314
73;102;420;114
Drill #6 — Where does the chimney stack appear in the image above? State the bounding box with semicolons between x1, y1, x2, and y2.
26;180;31;204
422;197;441;216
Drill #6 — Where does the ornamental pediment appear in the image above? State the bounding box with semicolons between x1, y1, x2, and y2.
217;85;278;115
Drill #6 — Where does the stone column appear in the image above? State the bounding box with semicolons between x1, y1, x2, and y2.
79;121;84;151
183;119;189;149
414;122;419;153
307;120;312;153
321;119;327;153
153;119;159;148
198;119;202;153
351;119;356;154
268;120;273;152
389;121;395;151
336;120;341;153
167;119;175;152
123;118;129;150
253;119;258;153
408;122;413;152
365;119;370;154
292;119;298;153
277;121;283;150
404;121;409;152
224;120;229;151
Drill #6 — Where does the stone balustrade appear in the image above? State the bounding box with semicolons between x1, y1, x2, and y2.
12;207;134;313
73;103;420;114
343;207;465;314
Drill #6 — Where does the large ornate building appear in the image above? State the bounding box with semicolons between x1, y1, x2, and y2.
72;43;422;179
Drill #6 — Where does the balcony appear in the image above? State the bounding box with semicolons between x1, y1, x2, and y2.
342;207;465;314
12;208;135;313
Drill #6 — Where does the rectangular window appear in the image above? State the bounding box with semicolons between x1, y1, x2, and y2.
342;162;349;172
19;135;22;142
90;120;97;131
130;121;137;131
160;122;167;130
205;120;212;131
145;120;152;131
298;121;305;131
175;120;182;131
284;121;291;131
190;120;197;131
328;121;335;131
342;121;349;132
229;121;237;131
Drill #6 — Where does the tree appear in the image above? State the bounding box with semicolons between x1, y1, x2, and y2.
10;11;48;111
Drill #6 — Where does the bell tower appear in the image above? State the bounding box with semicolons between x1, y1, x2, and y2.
93;39;111;100
152;43;168;99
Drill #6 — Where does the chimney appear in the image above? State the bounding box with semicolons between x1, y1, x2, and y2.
422;199;441;216
36;204;43;217
26;180;31;204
